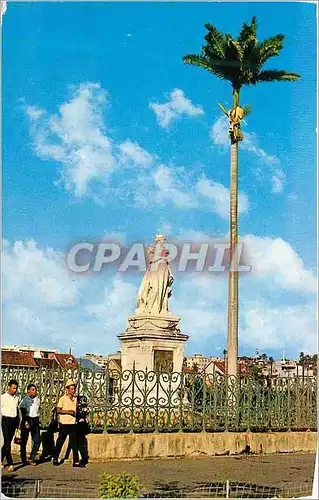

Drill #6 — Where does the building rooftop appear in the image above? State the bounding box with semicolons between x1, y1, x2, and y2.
77;358;105;372
2;345;60;353
1;351;37;367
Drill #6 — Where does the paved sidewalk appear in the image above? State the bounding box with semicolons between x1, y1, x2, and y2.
1;452;316;497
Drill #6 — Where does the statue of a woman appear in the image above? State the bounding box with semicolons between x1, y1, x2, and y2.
136;235;174;316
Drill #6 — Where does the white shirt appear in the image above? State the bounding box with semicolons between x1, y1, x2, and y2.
1;392;19;418
29;396;40;417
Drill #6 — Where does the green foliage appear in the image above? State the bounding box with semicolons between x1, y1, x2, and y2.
183;17;301;91
249;363;263;380
99;472;141;499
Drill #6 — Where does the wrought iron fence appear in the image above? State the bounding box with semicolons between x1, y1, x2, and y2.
1;479;314;498
1;366;317;433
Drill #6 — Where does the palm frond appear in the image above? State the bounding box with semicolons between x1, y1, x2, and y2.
242;104;252;116
182;54;214;71
223;36;242;68
202;45;224;63
183;17;301;91
257;34;285;64
254;70;301;83
237;16;257;46
204;23;226;59
183;53;240;84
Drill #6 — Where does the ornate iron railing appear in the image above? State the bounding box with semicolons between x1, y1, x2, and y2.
1;366;317;433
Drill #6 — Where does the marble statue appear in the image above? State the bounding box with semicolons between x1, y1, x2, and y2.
136;235;174;315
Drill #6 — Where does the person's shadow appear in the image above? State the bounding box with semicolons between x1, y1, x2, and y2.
39;422;57;462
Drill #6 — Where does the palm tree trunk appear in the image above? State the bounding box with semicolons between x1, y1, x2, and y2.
227;89;239;379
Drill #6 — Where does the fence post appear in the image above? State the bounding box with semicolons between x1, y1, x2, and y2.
202;367;206;432
35;479;41;498
226;480;230;499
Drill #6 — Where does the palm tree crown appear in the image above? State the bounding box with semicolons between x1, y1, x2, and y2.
183;16;300;91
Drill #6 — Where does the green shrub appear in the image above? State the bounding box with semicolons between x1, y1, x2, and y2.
99;472;142;498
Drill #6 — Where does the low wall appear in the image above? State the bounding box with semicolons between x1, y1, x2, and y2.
12;431;317;461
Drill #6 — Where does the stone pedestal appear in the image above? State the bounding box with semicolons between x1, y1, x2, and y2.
119;313;188;373
118;313;189;406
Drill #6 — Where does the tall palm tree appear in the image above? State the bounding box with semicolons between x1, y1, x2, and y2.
183;17;300;378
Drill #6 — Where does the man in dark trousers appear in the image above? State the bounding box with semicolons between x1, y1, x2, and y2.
63;395;89;466
1;380;20;472
52;379;81;467
39;407;58;462
20;384;41;465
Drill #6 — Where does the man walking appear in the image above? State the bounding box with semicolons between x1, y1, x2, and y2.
1;380;19;472
20;384;41;465
52;379;81;467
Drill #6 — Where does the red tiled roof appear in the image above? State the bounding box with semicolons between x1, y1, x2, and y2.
1;351;37;367
213;360;251;375
213;361;226;373
53;353;78;369
183;367;194;373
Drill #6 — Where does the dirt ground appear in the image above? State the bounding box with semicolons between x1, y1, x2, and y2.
1;452;316;497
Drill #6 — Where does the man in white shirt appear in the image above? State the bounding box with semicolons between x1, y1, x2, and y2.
1;380;19;472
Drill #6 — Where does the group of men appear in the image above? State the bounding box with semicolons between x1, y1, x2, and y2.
1;378;89;472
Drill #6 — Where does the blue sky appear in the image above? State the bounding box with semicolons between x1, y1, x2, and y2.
2;2;317;360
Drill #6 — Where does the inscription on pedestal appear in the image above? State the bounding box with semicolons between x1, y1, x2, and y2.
154;350;174;373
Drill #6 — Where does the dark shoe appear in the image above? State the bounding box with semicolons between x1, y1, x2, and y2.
52;459;59;466
29;459;37;466
73;462;85;468
22;461;30;466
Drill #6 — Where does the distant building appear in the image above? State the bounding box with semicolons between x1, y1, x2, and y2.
261;358;314;378
48;352;78;370
77;358;105;372
1;351;37;368
84;351;122;371
185;354;221;373
1;346;78;370
84;353;109;367
2;345;60;359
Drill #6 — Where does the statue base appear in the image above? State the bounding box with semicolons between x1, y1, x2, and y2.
118;313;189;373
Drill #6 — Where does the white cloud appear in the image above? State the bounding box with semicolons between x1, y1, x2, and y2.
2;238;137;354
210;116;229;146
24;83;248;218
118;140;154;167
150;88;204;128
196;177;249;219
240;301;317;352
170;228;317;354
86;277;136;320
24;83;153;200
134;165;249;220
2;235;316;357
102;231;127;245
242;234;317;294
3;239;80;306
157;220;173;236
1;1;7;25
271;168;286;194
152;164;198;208
25;82;117;198
210;115;286;194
